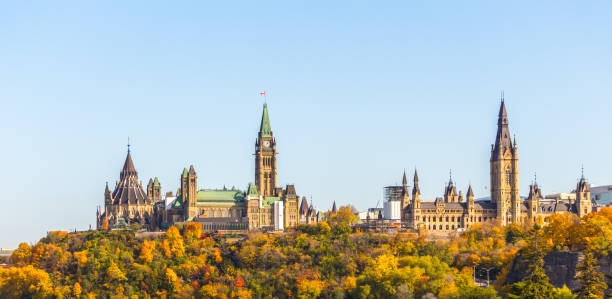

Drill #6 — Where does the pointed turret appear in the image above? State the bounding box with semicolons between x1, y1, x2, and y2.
402;170;408;186
259;104;273;138
299;196;309;215
467;185;474;198
332;201;337;213
492;99;513;159
154;177;160;186
467;184;475;210
182;167;188;178
412;169;420;196
189;165;196;176
576;171;592;217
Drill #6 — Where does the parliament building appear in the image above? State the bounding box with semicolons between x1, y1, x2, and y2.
97;104;318;231
392;99;593;233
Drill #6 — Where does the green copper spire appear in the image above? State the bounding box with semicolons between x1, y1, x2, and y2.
182;168;188;177
153;177;160;186
259;104;273;137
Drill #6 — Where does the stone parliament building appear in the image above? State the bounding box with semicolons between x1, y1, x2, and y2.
97;104;319;231
392;99;593;233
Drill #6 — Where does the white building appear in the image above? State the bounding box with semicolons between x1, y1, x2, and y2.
274;201;284;231
384;200;401;221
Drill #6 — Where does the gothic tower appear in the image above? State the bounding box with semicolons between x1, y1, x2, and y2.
411;169;421;227
401;170;410;211
255;104;277;197
490;98;520;225
527;179;542;221
147;177;162;203
180;166;198;219
576;171;592;218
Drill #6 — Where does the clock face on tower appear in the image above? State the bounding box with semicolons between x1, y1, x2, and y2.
263;140;270;147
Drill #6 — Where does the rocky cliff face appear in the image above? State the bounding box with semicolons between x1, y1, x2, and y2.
505;251;611;294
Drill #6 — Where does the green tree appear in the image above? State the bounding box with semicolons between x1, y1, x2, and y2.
574;247;606;299
511;224;555;299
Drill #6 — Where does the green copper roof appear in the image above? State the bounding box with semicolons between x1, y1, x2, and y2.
182;168;188;177
153;177;160;186
172;196;183;209
259;104;272;137
262;196;281;207
197;189;245;202
247;184;259;197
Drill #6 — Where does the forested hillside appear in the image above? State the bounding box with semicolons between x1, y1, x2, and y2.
1;206;610;298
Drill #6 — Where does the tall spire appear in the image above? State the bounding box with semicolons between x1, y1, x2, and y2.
259;104;273;137
492;95;512;158
448;169;453;185
467;184;474;197
412;168;420;195
402;169;408;186
581;164;585;180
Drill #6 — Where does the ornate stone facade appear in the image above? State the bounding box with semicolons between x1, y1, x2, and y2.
97;104;308;231
401;98;593;234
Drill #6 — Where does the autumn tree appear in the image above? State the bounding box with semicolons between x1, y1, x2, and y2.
183;222;202;244
139;240;156;263
163;226;185;258
73;282;82;298
9;242;32;265
0;265;54;298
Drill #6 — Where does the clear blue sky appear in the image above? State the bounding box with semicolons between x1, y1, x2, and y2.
1;1;611;247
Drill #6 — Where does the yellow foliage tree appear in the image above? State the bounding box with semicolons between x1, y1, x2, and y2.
213;248;223;264
107;262;127;281
165;268;179;291
183;222;202;244
328;206;358;227
165;226;185;258
0;265;54;298
139;240;156;263
9;242;32;265
73;282;82;298
74;250;88;268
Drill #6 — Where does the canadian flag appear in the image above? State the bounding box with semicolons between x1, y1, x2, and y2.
259;91;266;96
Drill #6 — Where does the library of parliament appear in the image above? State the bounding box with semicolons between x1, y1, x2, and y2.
96;104;319;231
